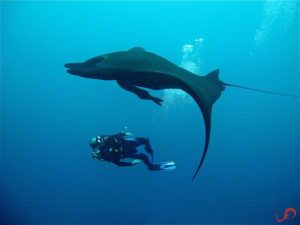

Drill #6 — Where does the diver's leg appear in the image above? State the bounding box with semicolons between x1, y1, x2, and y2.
127;152;176;171
125;138;154;161
117;80;163;106
125;152;153;169
124;138;141;149
135;138;154;161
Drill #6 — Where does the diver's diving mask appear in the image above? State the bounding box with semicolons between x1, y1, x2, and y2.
96;136;105;149
89;136;102;149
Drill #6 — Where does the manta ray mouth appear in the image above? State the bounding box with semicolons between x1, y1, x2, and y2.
66;68;90;77
66;68;80;75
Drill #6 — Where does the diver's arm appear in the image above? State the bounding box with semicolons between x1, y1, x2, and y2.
111;132;132;139
111;133;125;139
92;148;97;159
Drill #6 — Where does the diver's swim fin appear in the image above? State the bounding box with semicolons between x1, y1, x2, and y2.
149;161;176;171
159;161;176;171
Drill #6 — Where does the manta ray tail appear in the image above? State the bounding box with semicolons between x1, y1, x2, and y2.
182;69;225;180
189;70;297;180
221;82;299;98
186;69;297;180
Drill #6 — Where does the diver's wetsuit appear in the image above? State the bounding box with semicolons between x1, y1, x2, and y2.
94;134;157;170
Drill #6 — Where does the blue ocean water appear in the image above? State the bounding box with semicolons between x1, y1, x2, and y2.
1;1;299;224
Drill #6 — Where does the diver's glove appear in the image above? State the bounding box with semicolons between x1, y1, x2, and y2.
131;159;141;166
92;150;101;159
118;131;132;136
120;132;132;136
92;152;98;159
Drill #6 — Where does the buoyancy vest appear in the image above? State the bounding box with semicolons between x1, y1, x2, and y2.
96;135;124;161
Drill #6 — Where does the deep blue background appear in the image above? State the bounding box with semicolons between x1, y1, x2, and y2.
1;1;299;224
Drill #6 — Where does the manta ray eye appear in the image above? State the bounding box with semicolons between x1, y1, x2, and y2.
84;56;105;66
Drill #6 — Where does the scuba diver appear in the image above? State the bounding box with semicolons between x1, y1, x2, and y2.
89;132;176;171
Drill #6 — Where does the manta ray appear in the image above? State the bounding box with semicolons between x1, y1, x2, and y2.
65;47;297;180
